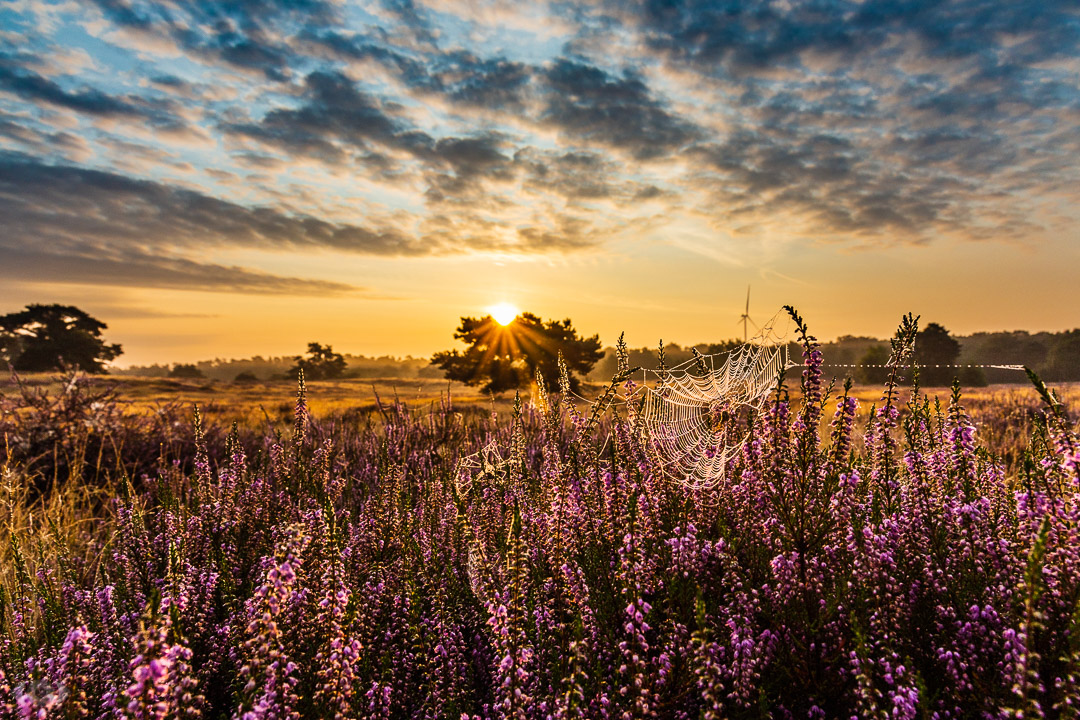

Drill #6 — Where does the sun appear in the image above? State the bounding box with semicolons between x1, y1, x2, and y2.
489;302;519;326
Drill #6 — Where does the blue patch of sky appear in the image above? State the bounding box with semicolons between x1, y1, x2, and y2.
467;27;565;66
425;7;566;66
0;7;30;35
339;3;396;31
53;23;139;75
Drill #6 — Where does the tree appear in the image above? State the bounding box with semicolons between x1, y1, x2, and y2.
965;331;1048;384
701;340;744;356
0;304;122;373
914;322;961;386
169;363;205;379
1044;330;1080;381
432;312;603;393
857;345;891;385
290;342;346;380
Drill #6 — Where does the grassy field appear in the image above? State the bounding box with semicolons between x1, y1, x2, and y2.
3;335;1080;716
9;369;1076;411
2;345;1079;716
6;370;1077;448
2;373;521;427
6;370;1076;486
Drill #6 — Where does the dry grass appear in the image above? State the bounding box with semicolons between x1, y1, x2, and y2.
0;458;117;588
10;371;1077;430
7;372;1076;467
845;381;1080;408
4;373;540;427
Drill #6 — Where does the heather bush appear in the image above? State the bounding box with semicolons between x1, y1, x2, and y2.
0;370;245;498
1;313;1078;718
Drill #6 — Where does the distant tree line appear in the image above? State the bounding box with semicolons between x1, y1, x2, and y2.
587;326;1080;386
823;327;1080;385
587;340;746;381
961;330;1080;383
6;302;1078;387
118;351;446;382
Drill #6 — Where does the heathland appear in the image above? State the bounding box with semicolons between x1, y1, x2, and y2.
1;314;1078;717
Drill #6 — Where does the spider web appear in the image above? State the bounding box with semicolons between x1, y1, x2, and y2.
453;436;504;494
627;312;796;490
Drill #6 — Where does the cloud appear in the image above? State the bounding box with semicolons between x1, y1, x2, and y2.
539;59;701;160
516;148;661;204
439;54;533;110
420;209;602;254
0;153;435;256
0;153;604;295
90;0;343;80
420;134;518;202
0;52;181;127
561;0;1080;242
684;129;959;239
378;0;439;46
1;0;1077;267
227;70;410;164
0;153;430;294
304;30;534;114
229;69;524;200
0;112;94;162
616;0;1080;80
0;245;357;295
79;305;221;320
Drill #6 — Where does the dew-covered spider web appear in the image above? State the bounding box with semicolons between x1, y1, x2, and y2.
623;311;797;490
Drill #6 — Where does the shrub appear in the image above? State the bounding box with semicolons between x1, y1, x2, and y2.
169;363;205;379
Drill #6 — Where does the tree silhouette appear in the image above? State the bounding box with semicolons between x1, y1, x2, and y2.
914;322;961;386
857;345;891;385
1044;330;1080;382
432;312;602;393
169;363;205;379
0;304;122;373
290;342;346;380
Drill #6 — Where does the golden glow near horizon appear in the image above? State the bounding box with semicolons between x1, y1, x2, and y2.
489;302;519;326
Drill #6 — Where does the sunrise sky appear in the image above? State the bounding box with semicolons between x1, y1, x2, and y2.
1;0;1078;365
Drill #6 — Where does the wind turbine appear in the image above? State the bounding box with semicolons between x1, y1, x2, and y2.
738;285;758;342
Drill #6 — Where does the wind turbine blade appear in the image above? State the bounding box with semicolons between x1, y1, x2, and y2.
745;286;750;314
